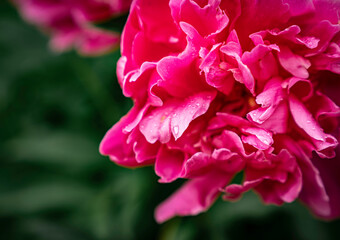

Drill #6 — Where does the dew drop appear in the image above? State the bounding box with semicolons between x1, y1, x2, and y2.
169;36;179;43
173;125;179;135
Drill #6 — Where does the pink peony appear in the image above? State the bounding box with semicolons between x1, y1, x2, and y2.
14;0;132;55
100;0;340;223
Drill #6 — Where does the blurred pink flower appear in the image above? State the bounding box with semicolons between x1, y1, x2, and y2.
14;0;132;55
100;0;340;222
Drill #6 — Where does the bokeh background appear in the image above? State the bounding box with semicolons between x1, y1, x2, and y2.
1;1;340;239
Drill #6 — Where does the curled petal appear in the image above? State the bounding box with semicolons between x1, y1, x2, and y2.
155;146;185;183
155;172;230;223
278;46;311;79
284;139;331;217
140;91;216;143
100;108;153;167
289;95;338;158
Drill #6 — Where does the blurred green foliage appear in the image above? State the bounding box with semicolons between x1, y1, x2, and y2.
1;1;340;239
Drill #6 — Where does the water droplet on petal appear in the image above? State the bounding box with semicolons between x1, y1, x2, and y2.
173;125;179;136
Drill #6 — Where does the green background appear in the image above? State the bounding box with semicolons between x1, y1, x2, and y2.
1;1;339;239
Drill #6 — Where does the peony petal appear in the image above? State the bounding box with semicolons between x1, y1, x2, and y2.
179;0;229;37
310;43;340;74
212;148;245;173
155;146;185;183
313;0;340;24
155;172;230;223
140;91;216;143
311;145;340;219
283;139;331;217
184;152;212;178
310;91;340;133
288;77;314;101
15;0;131;55
283;0;315;17
212;130;247;157
242;44;279;84
224;179;261;201
241;127;273;150
76;28;120;56
289;95;338;157
129;130;160;163
247;78;288;132
278;45;311;79
304;21;340;57
100;107;153;167
156;41;208;98
275;168;303;202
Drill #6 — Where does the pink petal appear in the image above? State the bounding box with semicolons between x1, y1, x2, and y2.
283;0;315;17
310;91;340;133
275;167;303;202
212;148;245;173
211;130;247;157
289;95;338;157
311;145;340;219
310;43;340;74
220;44;255;94
139;91;216;143
241;127;273;150
283;139;331;217
304;21;340;57
136;0;181;43
155;146;185;183
183;152;212;178
224;179;261;201
278;45;311;79
247;78;288;132
288;77;313;101
100;108;152;167
155;172;230;223
242;44;279;84
199;43;235;95
230;0;290;47
77;28;120;56
156;46;208;98
313;0;340;24
128;130;160;163
179;0;229;37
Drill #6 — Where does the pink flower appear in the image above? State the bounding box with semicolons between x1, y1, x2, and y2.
14;0;132;55
100;0;340;222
